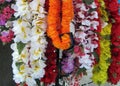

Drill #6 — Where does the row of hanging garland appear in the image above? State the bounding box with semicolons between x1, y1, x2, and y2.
0;0;120;86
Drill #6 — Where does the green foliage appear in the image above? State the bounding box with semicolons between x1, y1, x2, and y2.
93;66;101;73
82;0;94;5
76;67;87;76
92;52;99;63
17;42;26;54
15;61;24;71
35;79;40;86
106;58;112;64
88;8;97;13
101;35;111;40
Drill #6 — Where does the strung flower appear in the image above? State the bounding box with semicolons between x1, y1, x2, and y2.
104;0;120;85
0;14;6;25
79;55;93;69
6;0;11;2
0;0;4;4
12;0;31;18
0;30;14;43
62;57;74;74
30;60;46;79
92;0;112;85
2;6;14;20
11;44;30;83
12;19;31;43
61;1;100;85
41;38;58;85
0;0;15;44
74;45;85;56
73;0;100;71
47;0;74;50
11;0;47;86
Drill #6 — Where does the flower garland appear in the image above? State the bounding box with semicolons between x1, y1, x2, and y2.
47;0;74;50
104;0;120;84
59;0;100;85
0;0;14;44
73;0;100;70
41;1;58;85
41;38;58;86
11;0;47;86
92;0;112;85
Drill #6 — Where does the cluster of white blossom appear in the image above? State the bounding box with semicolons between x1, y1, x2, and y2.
11;0;47;86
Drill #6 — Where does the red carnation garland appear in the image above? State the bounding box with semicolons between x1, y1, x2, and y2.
104;0;120;84
41;38;58;85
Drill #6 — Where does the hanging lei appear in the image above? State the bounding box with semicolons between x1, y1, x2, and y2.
41;1;58;85
73;0;100;72
0;0;14;44
41;38;58;86
11;0;47;86
104;0;120;84
59;0;100;85
47;0;74;50
92;0;112;85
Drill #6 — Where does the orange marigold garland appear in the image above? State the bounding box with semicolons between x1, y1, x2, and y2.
47;0;74;50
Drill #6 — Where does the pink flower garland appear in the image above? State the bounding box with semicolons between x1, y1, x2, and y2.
73;0;100;69
0;1;14;44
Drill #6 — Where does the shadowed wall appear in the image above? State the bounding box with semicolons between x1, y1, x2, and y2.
0;42;15;86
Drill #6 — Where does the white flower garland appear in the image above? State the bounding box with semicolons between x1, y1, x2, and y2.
11;0;47;85
73;0;99;70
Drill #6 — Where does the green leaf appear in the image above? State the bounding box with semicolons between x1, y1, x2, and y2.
9;16;19;21
117;62;120;65
2;42;7;46
82;0;94;5
17;42;26;54
19;82;25;86
106;58;112;63
118;36;120;39
88;8;97;13
97;81;101;86
101;35;111;40
0;26;9;31
92;52;99;63
42;83;46;86
94;66;101;73
111;18;116;23
15;61;24;71
117;46;120;48
35;79;40;86
113;73;117;78
76;68;86;76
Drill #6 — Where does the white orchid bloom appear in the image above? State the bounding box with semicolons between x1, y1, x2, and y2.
79;55;93;69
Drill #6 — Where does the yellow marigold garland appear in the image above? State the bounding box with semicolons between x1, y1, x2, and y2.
47;0;74;50
92;0;112;85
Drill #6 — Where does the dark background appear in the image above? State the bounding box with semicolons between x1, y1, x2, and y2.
0;42;15;86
